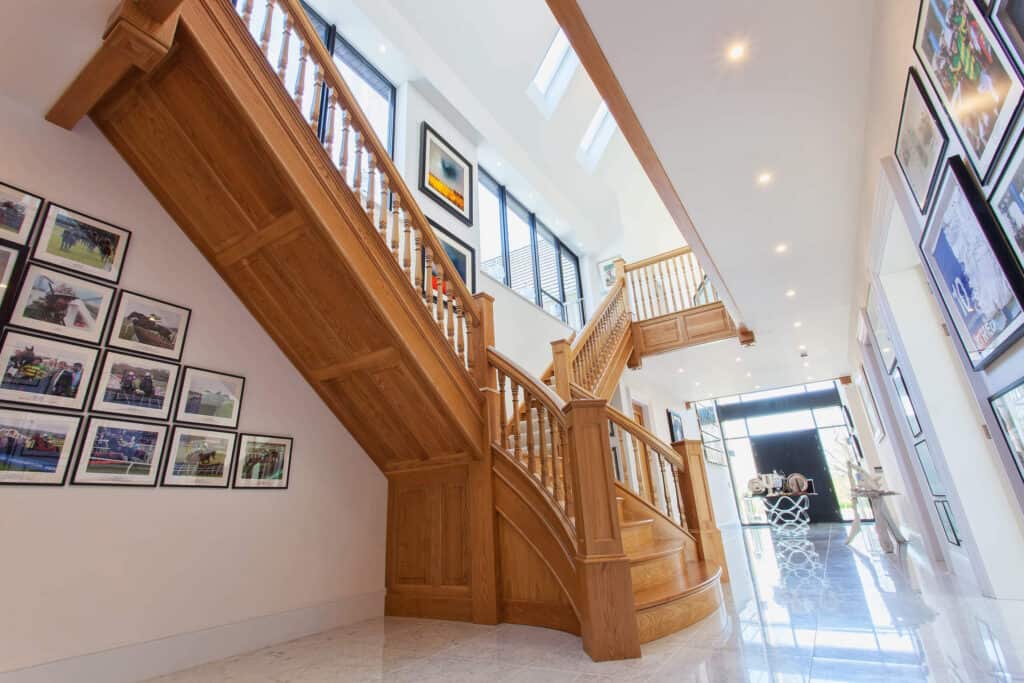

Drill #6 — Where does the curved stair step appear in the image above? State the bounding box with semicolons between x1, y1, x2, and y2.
634;561;723;644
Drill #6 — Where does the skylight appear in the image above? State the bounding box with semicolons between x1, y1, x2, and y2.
577;101;617;170
527;29;579;118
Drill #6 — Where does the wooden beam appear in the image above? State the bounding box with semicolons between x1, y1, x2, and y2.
545;0;745;328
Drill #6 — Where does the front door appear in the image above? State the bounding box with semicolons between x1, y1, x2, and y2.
750;430;843;523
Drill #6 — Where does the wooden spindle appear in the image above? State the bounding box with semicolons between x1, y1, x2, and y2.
510;382;521;459
552;419;565;506
293;40;308;108
259;0;275;56
659;455;671;516
241;0;255;28
378;173;389;239
324;95;336;159
497;371;507;445
309;64;323;130
525;397;536;474
338;107;350;177
433;262;445;324
446;284;455;341
456;306;466;365
276;15;292;83
415;230;425;292
538;408;550;490
366;153;376;222
353;130;363;196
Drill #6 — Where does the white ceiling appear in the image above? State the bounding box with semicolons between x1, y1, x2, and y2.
577;0;880;400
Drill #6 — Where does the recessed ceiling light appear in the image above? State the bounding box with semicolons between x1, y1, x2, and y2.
785;289;796;298
726;41;748;62
798;344;807;351
695;381;701;386
793;321;803;328
756;171;773;186
735;356;742;363
774;243;789;254
746;371;752;377
677;368;685;374
803;361;810;368
378;43;388;54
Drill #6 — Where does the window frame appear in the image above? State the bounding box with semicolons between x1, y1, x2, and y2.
479;168;585;328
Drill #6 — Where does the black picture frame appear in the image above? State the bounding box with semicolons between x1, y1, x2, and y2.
0;328;101;412
934;499;962;546
913;439;947;497
174;366;245;430
894;68;949;213
666;409;684;443
105;289;192;362
70;416;169;487
891;366;923;438
0;407;83;486
32;203;131;285
914;0;1024;183
424;218;476;295
919;157;1024;369
0;239;29;326
89;349;181;421
160;424;238;488
8;261;116;345
987;374;1024;483
232;433;293;489
0;181;43;246
419;122;474;226
992;0;1024;74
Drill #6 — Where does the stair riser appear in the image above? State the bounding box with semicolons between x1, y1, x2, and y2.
635;579;723;644
630;551;686;592
621;523;655;554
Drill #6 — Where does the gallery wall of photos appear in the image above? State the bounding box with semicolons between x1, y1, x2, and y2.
0;184;293;489
890;0;1024;505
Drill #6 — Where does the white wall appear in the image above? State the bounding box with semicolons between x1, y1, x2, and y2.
0;96;386;678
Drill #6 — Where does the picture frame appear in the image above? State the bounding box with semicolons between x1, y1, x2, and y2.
891;365;923;438
695;400;726;466
988;374;1024;483
920;157;1024;369
894;68;949;213
174;366;245;429
855;366;886;443
419;123;473;226
913;439;947;497
934;499;962;546
988;129;1024;275
106;290;191;361
0;407;82;485
0;182;43;245
425;219;476;295
866;286;897;372
0;242;23;311
71;417;168;487
0;330;99;411
666;409;684;443
233;433;293;489
914;0;1024;182
9;263;115;344
161;425;237;488
992;0;1024;74
597;257;619;293
32;204;130;284
90;350;180;421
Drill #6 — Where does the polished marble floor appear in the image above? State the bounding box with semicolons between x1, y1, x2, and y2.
149;524;1024;682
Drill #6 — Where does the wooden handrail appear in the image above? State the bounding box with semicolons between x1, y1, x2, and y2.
607;405;686;527
606;406;684;471
623;246;691;272
568;276;623;362
488;347;566;419
623;245;716;322
275;0;479;327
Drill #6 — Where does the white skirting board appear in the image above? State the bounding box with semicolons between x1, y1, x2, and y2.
1;590;384;683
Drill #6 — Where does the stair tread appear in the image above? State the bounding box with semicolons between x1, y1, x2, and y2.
620;518;655;529
633;561;721;610
628;537;685;563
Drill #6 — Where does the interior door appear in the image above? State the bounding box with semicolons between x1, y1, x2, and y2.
750;430;843;523
632;402;654;503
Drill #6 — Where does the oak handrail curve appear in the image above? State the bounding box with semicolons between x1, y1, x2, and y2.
623;245;692;272
273;0;479;327
606;405;685;472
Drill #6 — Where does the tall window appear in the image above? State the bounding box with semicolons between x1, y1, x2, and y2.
479;169;584;330
301;3;396;154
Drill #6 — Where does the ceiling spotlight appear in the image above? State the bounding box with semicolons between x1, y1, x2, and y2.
677;368;685;374
695;381;701;386
793;321;803;328
746;371;752;377
774;243;789;254
798;344;807;351
378;43;388;54
726;41;748;62
785;289;796;298
756;171;773;186
803;361;810;368
735;357;742;363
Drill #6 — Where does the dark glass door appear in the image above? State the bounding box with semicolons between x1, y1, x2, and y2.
750;430;843;523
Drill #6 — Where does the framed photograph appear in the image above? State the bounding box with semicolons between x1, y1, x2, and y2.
666;409;684;443
90;351;180;420
895;68;948;213
425;219;476;295
597;257;619;293
107;290;190;361
855;366;885;443
695;400;726;466
993;0;1024;73
175;366;245;429
934;499;962;546
161;425;237;488
233;434;293;489
419;123;473;226
0;408;81;485
920;157;1024;369
0;330;99;410
915;0;1024;182
0;182;42;245
33;204;130;283
71;417;168;486
988;131;1024;274
913;439;947;497
891;365;923;438
866;286;897;371
0;243;22;310
988;375;1024;483
9;263;114;344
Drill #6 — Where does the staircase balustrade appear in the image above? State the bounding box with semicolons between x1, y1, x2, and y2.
234;0;479;372
607;407;686;526
624;247;717;322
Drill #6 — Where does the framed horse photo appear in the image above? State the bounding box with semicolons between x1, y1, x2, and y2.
32;204;130;284
161;425;237;488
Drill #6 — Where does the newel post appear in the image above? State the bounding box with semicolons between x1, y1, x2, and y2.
674;440;729;582
565;399;641;661
550;338;572;401
468;292;498;624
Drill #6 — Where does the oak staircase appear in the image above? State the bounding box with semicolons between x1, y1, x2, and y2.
48;0;741;662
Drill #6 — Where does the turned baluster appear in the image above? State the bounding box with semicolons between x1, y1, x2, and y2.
324;95;337;160
670;465;682;524
659;260;675;313
240;0;255;28
353;130;363;198
658;454;671;517
562;427;574;516
684;253;699;305
552;420;565;508
636;271;650;320
433;262;446;325
308;64;323;131
456;305;466;366
414;228;425;292
293;40;308;108
276;15;292;83
525;396;536;474
377;173;389;239
510;381;521;457
366;153;376;223
259;0;275;56
538;408;550;491
337;107;350;177
397;196;409;273
446;282;456;342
